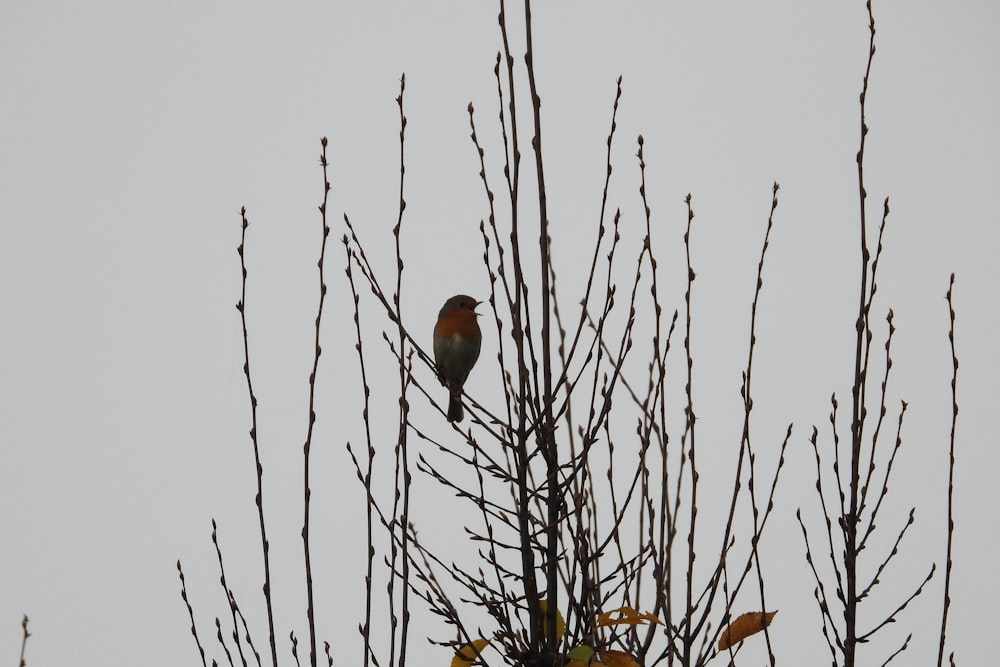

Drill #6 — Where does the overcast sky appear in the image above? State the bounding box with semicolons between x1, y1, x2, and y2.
2;1;998;665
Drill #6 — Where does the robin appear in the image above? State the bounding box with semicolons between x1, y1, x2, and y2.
433;294;482;422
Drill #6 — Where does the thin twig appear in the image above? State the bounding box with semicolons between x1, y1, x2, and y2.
236;207;278;667
845;5;878;662
177;561;208;667
19;614;31;667
343;228;376;666
212;519;249;667
389;72;413;667
301;136;334;667
937;274;959;666
682;193;698;661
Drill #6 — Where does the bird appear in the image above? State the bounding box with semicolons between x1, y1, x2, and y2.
433;294;482;422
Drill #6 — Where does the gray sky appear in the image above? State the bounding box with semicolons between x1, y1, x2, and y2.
2;1;997;664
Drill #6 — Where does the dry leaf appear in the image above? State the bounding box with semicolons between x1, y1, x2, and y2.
597;606;663;628
538;599;566;640
450;638;489;667
717;611;778;651
599;650;641;667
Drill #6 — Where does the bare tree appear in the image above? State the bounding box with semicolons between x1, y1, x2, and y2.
176;2;958;666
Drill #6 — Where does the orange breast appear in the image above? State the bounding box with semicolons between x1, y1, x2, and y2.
435;309;481;340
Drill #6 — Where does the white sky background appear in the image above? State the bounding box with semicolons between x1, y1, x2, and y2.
2;1;998;665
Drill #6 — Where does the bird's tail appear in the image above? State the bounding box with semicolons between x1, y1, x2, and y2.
448;390;464;422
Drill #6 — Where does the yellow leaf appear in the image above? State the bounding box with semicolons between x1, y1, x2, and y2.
538;599;566;640
450;638;489;667
717;611;778;651
566;645;595;663
596;606;663;628
598;650;641;667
